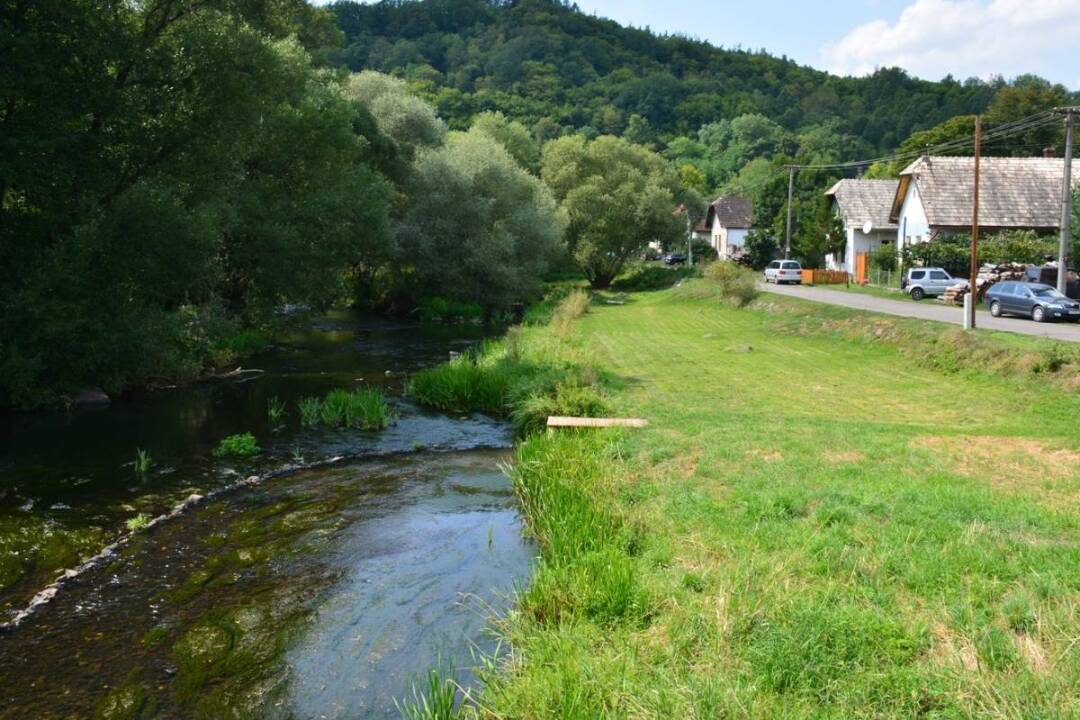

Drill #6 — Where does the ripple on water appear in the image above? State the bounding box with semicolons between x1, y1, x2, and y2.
0;450;532;720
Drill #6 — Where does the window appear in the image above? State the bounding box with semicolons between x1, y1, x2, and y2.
930;271;949;280
910;270;926;280
781;261;801;270
998;283;1014;294
768;261;781;269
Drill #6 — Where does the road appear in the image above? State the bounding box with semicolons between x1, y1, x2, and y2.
759;282;1080;344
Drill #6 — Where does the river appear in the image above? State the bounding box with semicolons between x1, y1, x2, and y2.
0;312;532;718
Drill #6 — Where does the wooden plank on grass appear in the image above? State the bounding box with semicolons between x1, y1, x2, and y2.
546;416;647;430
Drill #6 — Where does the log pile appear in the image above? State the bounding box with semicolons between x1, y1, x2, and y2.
936;263;1029;306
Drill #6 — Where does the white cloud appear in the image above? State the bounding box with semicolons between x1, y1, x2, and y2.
823;0;1080;84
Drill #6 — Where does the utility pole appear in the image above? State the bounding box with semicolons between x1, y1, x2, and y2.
685;207;694;268
967;116;982;330
1056;107;1076;295
784;165;795;259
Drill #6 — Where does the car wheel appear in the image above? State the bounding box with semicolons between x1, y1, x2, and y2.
910;287;925;301
990;300;1002;317
1032;306;1046;323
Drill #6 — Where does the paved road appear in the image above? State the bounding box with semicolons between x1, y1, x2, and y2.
759;282;1080;344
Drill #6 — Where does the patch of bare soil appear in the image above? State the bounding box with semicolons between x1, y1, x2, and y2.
912;435;1080;507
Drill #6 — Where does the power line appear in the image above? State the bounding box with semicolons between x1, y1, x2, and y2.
791;111;1059;171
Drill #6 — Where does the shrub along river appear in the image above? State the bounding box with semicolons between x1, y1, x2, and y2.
0;312;533;718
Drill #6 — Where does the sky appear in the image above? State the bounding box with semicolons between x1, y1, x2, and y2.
569;0;1080;90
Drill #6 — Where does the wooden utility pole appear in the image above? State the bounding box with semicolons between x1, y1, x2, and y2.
1057;107;1076;295
968;116;982;330
784;165;795;259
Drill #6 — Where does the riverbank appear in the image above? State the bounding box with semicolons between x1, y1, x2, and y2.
417;282;1080;717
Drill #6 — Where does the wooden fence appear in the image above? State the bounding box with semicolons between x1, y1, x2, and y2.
800;269;850;285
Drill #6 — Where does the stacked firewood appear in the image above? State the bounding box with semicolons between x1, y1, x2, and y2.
938;284;968;306
937;263;1029;306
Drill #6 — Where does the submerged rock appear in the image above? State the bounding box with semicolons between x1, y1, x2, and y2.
71;387;111;407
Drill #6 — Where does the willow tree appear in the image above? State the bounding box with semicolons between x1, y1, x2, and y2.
542;135;682;288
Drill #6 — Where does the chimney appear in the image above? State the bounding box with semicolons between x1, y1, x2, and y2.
1042;147;1056;158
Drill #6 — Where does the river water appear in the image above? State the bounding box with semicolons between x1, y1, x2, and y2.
0;312;532;718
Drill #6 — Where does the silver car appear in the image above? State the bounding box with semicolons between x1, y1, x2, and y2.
903;267;957;300
985;282;1080;323
764;260;802;285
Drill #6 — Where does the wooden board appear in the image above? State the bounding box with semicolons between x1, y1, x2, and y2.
546;416;648;429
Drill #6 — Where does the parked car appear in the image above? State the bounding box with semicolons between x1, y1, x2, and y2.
985;282;1080;323
763;260;802;284
1024;266;1080;299
662;253;687;265
903;267;958;300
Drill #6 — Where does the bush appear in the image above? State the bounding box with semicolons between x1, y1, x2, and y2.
212;433;260;458
611;263;698;291
703;261;758;307
417;296;484;324
868;245;897;272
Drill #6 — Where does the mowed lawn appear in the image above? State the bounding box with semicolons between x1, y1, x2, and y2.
495;288;1080;718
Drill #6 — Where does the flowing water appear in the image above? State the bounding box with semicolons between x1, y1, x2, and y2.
0;313;532;718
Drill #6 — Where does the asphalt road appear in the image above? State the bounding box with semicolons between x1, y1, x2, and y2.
759;282;1080;344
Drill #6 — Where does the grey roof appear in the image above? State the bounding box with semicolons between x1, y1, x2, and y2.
890;156;1077;229
705;196;752;229
825;179;899;231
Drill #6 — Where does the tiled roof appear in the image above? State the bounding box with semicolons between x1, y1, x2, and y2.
891;156;1077;229
825;179;899;231
705;196;752;229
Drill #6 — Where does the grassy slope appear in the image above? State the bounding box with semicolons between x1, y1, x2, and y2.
480;287;1080;718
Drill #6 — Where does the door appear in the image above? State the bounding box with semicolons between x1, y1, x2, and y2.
1013;285;1035;315
855;252;868;284
928;270;951;293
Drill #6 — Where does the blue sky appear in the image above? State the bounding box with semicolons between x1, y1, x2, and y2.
571;0;1080;89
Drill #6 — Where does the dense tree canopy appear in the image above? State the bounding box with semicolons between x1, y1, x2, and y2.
398;128;562;308
542;135;681;287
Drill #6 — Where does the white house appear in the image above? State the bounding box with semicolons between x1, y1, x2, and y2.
890;155;1078;259
704;196;752;259
824;179;899;279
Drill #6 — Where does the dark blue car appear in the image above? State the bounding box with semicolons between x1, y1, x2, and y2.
985;282;1080;323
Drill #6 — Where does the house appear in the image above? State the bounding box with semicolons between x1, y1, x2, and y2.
824;179;899;279
890;155;1077;255
692;220;711;245
703;196;752;259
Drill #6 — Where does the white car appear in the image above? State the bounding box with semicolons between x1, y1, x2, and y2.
764;260;803;285
903;267;958;300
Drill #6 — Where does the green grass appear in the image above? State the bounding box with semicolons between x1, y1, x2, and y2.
440;284;1080;718
125;513;151;532
296;388;395;430
266;396;286;424
212;433;259;458
409;291;610;435
133;448;152;474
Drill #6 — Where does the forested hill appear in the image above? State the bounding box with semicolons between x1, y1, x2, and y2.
328;0;998;152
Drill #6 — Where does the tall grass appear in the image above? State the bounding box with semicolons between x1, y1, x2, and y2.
297;388;394;430
408;291;609;434
397;666;463;720
511;432;643;626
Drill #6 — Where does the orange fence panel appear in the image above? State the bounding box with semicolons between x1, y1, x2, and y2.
801;269;850;285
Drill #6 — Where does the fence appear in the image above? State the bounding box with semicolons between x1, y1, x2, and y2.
869;268;896;288
800;269;850;285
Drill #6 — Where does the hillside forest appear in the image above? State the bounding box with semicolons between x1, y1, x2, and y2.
2;0;1078;407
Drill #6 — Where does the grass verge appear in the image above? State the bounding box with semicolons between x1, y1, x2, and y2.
412;284;1080;718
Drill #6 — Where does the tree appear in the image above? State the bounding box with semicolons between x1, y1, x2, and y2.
0;1;395;406
470;111;540;171
345;71;447;163
542;135;682;288
397;129;563;309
